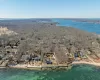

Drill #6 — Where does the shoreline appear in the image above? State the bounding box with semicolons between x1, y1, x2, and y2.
0;64;70;70
72;61;100;67
1;61;100;70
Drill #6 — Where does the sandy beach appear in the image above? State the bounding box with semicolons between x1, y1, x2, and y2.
72;61;100;67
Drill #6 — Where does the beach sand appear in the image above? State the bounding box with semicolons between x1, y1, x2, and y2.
72;61;100;67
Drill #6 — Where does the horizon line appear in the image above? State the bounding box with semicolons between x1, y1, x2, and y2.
0;17;100;19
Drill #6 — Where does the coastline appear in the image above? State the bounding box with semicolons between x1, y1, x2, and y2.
0;64;70;70
72;61;100;67
0;61;100;70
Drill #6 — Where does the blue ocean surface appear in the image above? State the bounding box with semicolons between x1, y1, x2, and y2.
52;18;100;34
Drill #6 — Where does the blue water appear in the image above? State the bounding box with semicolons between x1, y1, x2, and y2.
52;19;100;34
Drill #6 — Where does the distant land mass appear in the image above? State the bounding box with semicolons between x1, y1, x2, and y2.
65;18;100;24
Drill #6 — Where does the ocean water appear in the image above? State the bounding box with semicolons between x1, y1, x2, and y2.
0;65;100;80
52;19;100;34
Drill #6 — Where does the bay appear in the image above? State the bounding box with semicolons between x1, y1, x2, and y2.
52;18;100;34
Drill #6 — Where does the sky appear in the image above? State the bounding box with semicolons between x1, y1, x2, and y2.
0;0;100;18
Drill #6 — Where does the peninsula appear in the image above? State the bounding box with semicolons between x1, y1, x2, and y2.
0;19;100;70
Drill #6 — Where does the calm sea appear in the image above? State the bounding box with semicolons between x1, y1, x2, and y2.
0;65;100;80
52;18;100;34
